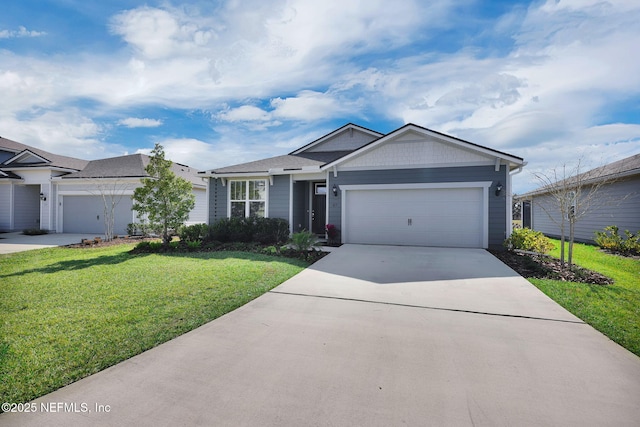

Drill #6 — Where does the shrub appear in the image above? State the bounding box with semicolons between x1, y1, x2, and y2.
290;231;319;253
504;228;554;254
210;217;290;244
22;229;48;236
254;217;290;245
178;223;209;243
594;226;640;255
186;241;202;252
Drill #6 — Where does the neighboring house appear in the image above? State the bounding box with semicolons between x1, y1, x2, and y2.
518;153;640;243
200;123;525;249
0;136;207;235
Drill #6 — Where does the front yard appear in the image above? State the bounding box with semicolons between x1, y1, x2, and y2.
0;245;308;405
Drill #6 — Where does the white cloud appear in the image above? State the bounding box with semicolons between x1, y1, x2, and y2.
0;26;46;39
118;117;163;128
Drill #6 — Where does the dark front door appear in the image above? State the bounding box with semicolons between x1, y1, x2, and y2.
312;182;327;234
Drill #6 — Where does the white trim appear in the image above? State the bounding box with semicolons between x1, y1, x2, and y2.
290;123;383;155
205;178;211;225
291;172;325;181
324;124;524;171
58;190;136;196
288;175;294;235
339;182;492;191
340;181;492;248
336;161;494;172
4;149;50;165
226;179;269;218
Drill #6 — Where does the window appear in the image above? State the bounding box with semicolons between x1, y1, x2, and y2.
230;180;266;218
314;183;327;195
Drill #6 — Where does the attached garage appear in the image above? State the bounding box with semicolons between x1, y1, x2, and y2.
61;195;134;235
342;183;490;248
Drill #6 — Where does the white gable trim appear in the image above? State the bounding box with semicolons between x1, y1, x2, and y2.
323;124;523;170
290;123;383;155
4;149;50;165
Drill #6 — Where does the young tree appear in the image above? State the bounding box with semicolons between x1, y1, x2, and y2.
532;158;621;267
89;178;135;242
132;144;195;246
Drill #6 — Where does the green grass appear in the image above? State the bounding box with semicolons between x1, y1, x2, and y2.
530;239;640;357
0;244;308;405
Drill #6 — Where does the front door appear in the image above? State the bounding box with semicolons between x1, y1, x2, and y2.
312;182;327;234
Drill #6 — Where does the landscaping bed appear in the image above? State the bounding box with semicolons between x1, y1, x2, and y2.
491;250;613;285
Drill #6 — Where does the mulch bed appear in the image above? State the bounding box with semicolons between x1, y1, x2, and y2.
490;250;613;285
65;236;154;249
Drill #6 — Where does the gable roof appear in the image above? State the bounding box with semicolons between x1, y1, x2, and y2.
207;151;353;175
521;152;640;198
61;153;205;186
201;122;525;177
0;136;89;171
290;123;384;155
325;123;525;170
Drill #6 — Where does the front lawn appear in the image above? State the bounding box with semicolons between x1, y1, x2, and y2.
0;244;308;405
529;239;640;357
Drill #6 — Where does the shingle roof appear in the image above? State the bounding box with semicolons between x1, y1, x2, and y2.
62;153;204;186
0;136;89;171
521;152;640;197
210;151;352;174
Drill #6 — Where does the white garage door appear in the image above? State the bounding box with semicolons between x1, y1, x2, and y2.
62;196;134;235
344;187;485;248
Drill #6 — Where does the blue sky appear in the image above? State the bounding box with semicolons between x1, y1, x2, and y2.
1;0;639;193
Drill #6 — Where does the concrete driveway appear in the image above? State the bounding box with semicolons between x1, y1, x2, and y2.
0;232;99;254
2;245;640;426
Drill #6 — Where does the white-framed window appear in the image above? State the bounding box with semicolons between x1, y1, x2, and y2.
229;180;267;218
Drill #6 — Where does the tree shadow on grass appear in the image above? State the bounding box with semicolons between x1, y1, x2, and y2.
0;252;150;279
0;250;309;279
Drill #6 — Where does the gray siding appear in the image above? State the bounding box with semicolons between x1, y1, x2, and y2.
13;184;40;230
291;181;308;232
328;165;508;248
268;175;290;220
208;178;228;224
531;176;640;243
0;149;15;163
0;184;11;230
307;129;377;152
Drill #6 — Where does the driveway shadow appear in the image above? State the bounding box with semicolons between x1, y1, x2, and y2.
306;245;519;284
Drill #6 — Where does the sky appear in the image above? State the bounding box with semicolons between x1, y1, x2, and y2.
1;0;639;193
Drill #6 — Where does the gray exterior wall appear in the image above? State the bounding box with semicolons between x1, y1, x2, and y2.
531;175;640;243
208;178;228;224
327;165;508;248
268;175;290;220
306;129;377;153
0;149;15;163
13;184;40;230
0;184;11;230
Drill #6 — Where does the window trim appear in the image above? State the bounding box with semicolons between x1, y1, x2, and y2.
228;179;268;218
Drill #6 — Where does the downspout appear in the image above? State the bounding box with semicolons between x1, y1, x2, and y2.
507;163;526;237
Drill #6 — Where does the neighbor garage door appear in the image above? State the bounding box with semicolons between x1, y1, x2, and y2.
62;196;133;235
344;187;485;248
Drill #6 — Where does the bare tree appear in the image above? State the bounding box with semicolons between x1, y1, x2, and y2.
531;158;622;267
88;178;136;241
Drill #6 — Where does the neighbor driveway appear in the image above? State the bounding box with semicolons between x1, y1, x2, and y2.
0;232;98;254
2;245;640;426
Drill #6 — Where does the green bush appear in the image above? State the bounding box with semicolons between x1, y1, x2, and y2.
210;217;290;244
178;223;209;242
22;228;48;236
254;217;290;245
594;226;640;255
504;228;554;254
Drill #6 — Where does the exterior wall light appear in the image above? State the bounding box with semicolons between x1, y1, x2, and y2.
332;184;338;197
39;192;47;201
495;182;503;197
